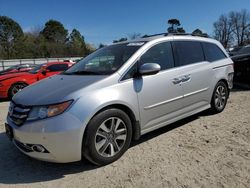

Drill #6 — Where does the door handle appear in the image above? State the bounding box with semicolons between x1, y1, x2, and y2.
172;78;182;84
181;75;191;82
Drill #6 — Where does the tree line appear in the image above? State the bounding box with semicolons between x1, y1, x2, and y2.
0;16;95;59
112;10;250;49
1;10;250;59
213;9;250;48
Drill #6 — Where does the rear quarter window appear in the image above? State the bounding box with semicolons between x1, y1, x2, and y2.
202;42;227;62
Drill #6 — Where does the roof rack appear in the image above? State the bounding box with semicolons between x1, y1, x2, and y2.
169;33;209;38
142;32;209;38
141;33;167;38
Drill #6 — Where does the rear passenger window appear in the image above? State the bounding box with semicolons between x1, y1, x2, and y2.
202;42;227;62
173;41;204;66
140;42;174;70
47;64;69;72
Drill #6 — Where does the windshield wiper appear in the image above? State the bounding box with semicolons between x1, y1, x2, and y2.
63;70;102;75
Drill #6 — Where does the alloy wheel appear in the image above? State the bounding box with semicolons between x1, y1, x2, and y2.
11;84;27;96
95;117;127;158
214;85;227;110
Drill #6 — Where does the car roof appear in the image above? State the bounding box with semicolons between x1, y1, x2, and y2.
114;33;218;45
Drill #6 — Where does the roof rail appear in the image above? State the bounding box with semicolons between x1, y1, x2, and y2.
141;33;167;38
168;33;209;38
142;32;209;38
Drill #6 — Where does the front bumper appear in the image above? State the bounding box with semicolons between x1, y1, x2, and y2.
7;112;86;163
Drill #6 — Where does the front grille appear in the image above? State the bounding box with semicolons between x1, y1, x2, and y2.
9;101;31;126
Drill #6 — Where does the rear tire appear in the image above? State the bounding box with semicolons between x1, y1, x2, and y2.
83;108;132;166
8;83;28;99
210;81;229;113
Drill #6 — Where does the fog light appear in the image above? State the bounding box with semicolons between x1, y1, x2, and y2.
31;145;46;153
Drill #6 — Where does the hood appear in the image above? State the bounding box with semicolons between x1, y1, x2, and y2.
13;74;108;106
0;72;30;82
231;53;250;61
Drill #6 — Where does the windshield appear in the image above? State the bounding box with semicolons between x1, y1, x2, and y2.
64;43;144;75
29;64;44;74
3;65;19;72
238;46;250;55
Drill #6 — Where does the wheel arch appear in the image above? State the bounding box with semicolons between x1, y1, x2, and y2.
219;79;229;89
8;81;29;98
211;78;229;101
210;79;230;113
10;81;29;86
217;78;230;96
84;103;141;141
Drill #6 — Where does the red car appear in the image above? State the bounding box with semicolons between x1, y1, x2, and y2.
0;61;74;99
0;64;38;75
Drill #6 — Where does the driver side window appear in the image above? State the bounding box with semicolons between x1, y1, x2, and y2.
122;42;174;81
46;64;69;72
140;42;174;70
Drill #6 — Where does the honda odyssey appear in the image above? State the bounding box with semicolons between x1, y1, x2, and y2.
5;34;234;165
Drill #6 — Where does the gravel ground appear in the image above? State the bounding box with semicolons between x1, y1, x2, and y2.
0;90;249;188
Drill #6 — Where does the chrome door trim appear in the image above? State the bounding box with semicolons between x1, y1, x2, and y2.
145;88;209;110
183;87;209;98
144;95;183;110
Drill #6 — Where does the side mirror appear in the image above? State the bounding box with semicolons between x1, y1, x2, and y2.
41;69;49;75
41;70;46;75
139;63;161;76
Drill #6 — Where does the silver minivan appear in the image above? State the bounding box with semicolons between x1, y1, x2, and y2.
5;34;234;165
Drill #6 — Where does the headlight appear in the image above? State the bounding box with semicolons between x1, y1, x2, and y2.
27;100;73;121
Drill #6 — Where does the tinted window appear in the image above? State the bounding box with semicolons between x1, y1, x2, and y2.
202;42;226;62
173;41;204;66
237;46;250;55
5;65;19;71
121;64;137;80
19;65;29;68
29;64;44;74
140;42;174;70
47;64;69;72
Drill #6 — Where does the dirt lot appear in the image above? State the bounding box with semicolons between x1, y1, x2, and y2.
0;90;249;188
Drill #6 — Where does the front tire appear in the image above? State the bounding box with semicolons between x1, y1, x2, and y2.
210;81;229;113
83;108;132;166
8;83;28;99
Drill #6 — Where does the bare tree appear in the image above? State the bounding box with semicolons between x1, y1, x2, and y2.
213;14;233;48
246;27;250;44
229;9;250;46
